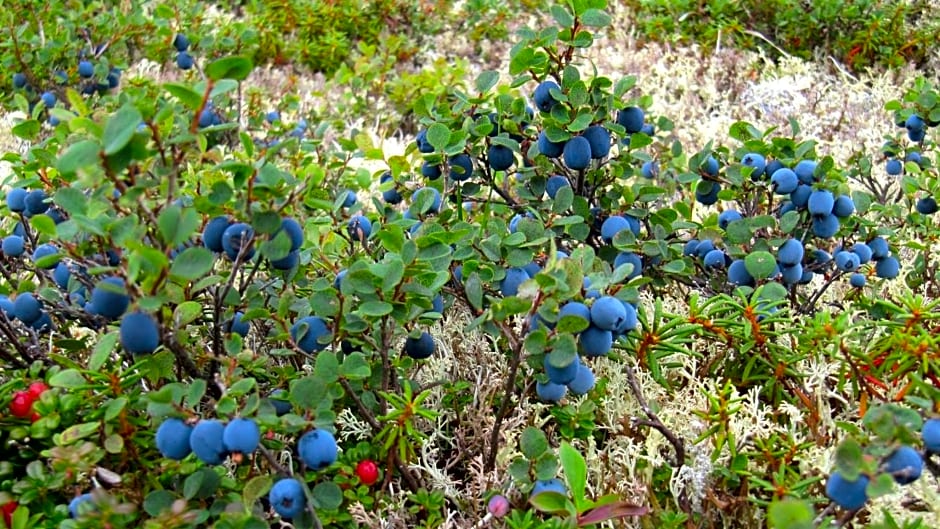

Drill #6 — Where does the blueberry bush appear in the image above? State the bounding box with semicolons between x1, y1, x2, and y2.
0;1;938;528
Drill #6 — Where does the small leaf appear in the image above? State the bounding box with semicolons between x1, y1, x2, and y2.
475;70;499;93
520;426;548;459
57;140;101;176
559;442;587;506
205;56;254;81
426;123;450;152
12;119;40;140
580;8;611;27
834;438;863;480
174;301;204;327
103;104;143;155
744;250;776;279
358;301;393;317
170;247;215;280
49;369;86;388
164;82;204;110
340;352;371;380
529;491;573;516
242;475;273;506
143;490;176;517
311;481;343;510
767;498;814;529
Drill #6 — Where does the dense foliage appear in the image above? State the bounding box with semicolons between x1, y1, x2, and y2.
0;1;939;529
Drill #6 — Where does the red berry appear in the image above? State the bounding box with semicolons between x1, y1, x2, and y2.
1;500;16;527
355;459;380;486
9;391;34;418
30;412;41;423
27;381;48;399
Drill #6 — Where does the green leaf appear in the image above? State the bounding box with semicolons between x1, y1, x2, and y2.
291;376;326;411
170;247;215;280
311;481;343;510
767;498;814;529
744;250;776;279
30;214;56;238
559;442;587;507
55;187;88;216
242;475;273;506
183;468;220;500
103;104;143;155
520;426;549;459
426;123;450;152
174;301;204;327
580;8;611;27
475;70;499;93
164;82;204;111
358;301;393;317
158;206;200;247
315;351;339;384
528;491;572;515
550;5;574;27
866;472;895;499
49;369;86;388
59;422;100;444
57;140;101;176
340;352;371;380
12;119;40;140
833;438;863;480
89;331;120;371
205;56;254;81
143;490;176;517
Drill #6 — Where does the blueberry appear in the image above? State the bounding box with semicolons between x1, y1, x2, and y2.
616;106;644;133
825;471;869;511
226;311;250;337
290;315;330;353
403;331;435;359
222;418;260;455
6;188;28;212
449;153;475;181
89;276;130;319
12;293;42;324
500;267;530;297
220;222;255;261
189;419;227;465
535;380;567;403
297;428;338;469
590;296;626;331
579;325;613;357
78;60;94;79
156;418;193;460
545;175;570;199
807;190;835;216
202;216;231;252
544;353;579;385
531;478;567;497
68;492;95;518
270;477;306;519
176;51;194;70
537;131;564;158
533;80;561;112
487;145;513;171
717;209;742;230
923;418;940;453
882;446;923;485
582;125;611;159
120;311;160;355
567;364;595;395
2;235;25;257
